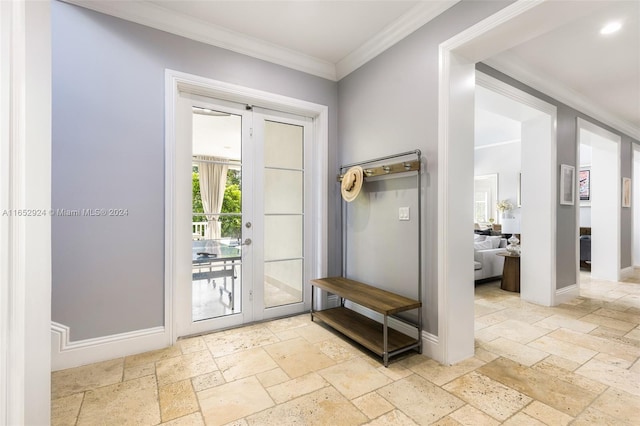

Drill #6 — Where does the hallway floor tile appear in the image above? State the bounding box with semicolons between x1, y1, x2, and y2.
52;271;640;425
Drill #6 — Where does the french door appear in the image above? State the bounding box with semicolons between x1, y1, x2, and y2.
175;94;312;337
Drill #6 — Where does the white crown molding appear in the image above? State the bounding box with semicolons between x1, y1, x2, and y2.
335;0;459;80
62;0;337;80
484;53;640;141
63;1;459;82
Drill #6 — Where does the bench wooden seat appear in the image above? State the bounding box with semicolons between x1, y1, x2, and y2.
311;276;422;367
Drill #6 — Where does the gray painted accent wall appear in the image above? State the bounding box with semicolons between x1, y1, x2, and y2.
344;175;421;326
476;63;639;283
52;1;339;340
337;1;512;336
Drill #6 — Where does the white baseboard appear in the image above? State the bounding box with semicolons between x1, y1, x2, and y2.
51;322;169;371
555;284;580;305
620;266;635;280
347;302;419;338
326;294;340;308
420;330;442;362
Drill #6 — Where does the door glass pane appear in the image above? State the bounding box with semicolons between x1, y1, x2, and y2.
264;215;302;261
264;260;302;308
191;108;242;321
264;169;303;214
264;120;303;169
263;119;304;310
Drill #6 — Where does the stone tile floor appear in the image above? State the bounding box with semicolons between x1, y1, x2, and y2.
52;271;640;425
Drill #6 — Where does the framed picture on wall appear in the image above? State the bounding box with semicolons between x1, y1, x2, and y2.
560;164;575;205
622;177;631;208
579;167;590;205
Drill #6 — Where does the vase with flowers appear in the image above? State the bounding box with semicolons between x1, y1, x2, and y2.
496;199;514;219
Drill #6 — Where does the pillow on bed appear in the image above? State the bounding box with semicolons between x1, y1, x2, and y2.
474;234;486;241
474;240;494;250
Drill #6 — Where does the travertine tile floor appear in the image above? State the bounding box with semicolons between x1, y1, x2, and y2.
52;271;640;425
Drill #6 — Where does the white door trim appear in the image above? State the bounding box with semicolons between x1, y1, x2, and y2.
1;2;27;421
436;0;587;364
633;143;640;268
1;0;51;423
577;117;622;281
165;69;328;342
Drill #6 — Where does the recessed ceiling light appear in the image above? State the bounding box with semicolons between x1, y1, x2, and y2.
600;21;622;35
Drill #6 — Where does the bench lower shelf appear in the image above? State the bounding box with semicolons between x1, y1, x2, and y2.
311;307;420;362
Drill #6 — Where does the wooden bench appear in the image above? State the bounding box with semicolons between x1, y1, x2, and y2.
311;276;422;367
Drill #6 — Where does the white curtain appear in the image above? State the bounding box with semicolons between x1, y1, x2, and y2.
195;156;228;248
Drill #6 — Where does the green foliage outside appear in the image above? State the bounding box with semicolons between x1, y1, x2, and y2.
221;181;242;239
192;172;206;223
192;168;242;239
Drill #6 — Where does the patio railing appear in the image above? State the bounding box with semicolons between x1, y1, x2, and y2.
192;222;208;240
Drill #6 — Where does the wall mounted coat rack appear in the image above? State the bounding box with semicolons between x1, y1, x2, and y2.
337;158;420;181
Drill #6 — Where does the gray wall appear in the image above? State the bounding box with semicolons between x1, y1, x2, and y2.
337;1;512;335
52;1;339;340
345;176;420;298
476;63;640;285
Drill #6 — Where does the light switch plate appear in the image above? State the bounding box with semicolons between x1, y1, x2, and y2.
399;207;410;221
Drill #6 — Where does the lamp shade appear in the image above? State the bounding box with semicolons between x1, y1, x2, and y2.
501;217;520;234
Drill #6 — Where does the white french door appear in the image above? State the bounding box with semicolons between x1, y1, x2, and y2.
175;94;312;337
252;107;313;321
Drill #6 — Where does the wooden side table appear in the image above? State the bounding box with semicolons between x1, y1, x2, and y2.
497;253;520;293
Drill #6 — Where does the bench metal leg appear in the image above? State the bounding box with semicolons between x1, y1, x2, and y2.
383;315;389;367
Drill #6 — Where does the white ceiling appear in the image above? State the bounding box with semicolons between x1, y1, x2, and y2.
475;87;521;149
487;0;639;140
67;0;640;139
154;0;421;64
192;111;242;159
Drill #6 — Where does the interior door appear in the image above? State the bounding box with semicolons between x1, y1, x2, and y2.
175;96;311;337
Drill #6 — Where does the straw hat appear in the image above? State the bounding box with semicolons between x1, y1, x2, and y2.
341;166;364;202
